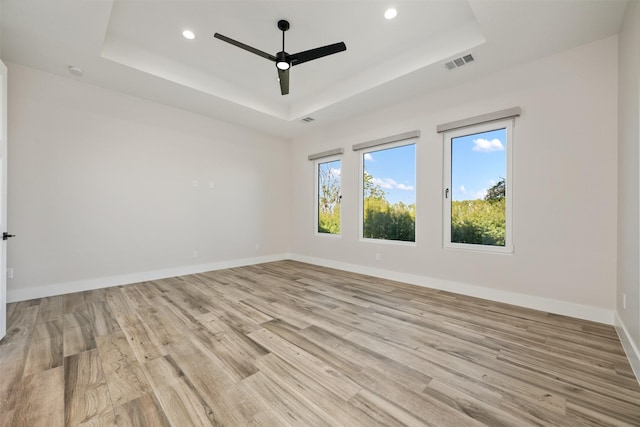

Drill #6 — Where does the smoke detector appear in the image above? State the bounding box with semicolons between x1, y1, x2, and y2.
68;66;83;77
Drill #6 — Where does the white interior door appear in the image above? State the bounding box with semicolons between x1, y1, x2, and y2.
0;61;8;340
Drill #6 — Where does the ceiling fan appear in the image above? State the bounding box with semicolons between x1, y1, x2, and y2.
214;20;346;96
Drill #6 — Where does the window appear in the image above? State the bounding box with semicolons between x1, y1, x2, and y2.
443;118;513;252
361;142;416;243
315;157;341;235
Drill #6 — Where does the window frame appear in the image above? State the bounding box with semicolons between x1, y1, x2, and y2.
314;155;342;238
443;118;514;253
359;139;417;245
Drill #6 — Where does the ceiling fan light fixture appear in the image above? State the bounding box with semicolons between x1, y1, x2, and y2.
276;51;290;70
182;30;195;40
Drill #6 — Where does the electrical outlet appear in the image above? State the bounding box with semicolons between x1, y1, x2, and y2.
192;250;198;259
209;181;215;189
375;253;381;261
255;243;260;251
623;293;627;310
6;268;13;279
192;180;199;188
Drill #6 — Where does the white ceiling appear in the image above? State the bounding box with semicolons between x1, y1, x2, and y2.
0;0;628;138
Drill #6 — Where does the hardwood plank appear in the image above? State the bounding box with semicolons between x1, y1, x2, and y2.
119;286;156;314
105;287;137;319
187;316;265;381
83;288;108;306
135;304;187;347
63;324;96;357
298;323;434;393
0;304;39;346
253;353;380;427
349;388;437;427
87;302;120;337
247;327;362;400
195;297;273;334
0;410;14;427
32;317;63;341
163;339;257;425
0;340;29;414
64;349;115;426
141;355;216;426
63;293;87;314
115;314;167;364
424;378;546;426
23;332;63;376
112;393;171;427
239;371;331;427
95;332;151;406
11;366;64;427
38;296;64;321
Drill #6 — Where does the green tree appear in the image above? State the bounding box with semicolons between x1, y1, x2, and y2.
484;178;505;202
451;198;505;246
318;162;341;234
363;171;415;242
363;171;386;200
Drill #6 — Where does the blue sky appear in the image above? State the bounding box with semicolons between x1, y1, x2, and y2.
451;128;506;201
364;144;416;205
359;128;505;205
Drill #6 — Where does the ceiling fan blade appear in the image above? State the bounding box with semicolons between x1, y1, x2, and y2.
214;33;276;62
290;42;346;66
278;68;290;95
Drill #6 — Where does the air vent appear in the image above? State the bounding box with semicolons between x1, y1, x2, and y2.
445;53;475;71
301;117;315;123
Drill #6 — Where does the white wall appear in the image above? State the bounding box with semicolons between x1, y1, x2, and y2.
7;63;291;301
290;36;618;323
4;34;623;327
616;0;640;377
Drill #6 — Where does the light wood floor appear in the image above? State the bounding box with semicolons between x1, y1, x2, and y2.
1;260;639;426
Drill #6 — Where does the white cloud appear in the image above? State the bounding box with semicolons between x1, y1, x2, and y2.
372;177;414;191
474;189;488;199
330;168;341;178
397;183;414;191
372;177;395;189
472;138;504;152
459;185;466;194
364;153;374;161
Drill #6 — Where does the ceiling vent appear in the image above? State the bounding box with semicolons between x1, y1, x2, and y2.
445;54;474;71
301;117;315;123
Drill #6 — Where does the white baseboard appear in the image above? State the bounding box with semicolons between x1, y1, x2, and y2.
289;253;614;325
7;253;290;302
614;312;640;385
8;252;614;326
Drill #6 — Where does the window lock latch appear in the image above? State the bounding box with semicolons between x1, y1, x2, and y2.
445;188;449;199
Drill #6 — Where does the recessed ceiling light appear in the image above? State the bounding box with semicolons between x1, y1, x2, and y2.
384;8;397;20
182;30;195;40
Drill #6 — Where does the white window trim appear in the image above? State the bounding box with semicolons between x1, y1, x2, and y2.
443;118;514;253
359;139;417;245
314;155;342;238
